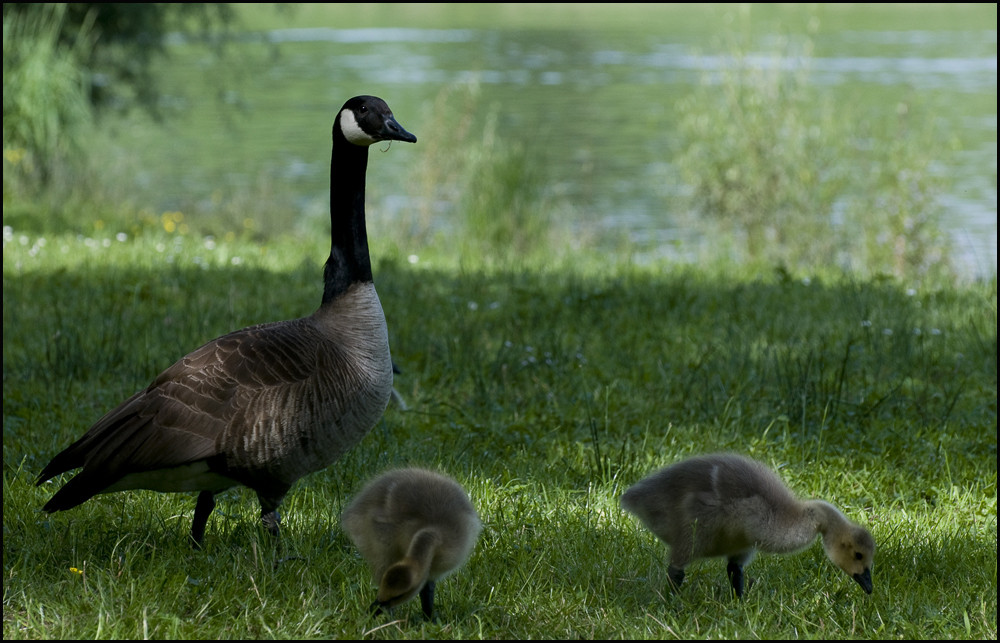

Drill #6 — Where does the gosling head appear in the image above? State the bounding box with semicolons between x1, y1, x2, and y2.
822;523;876;594
370;558;427;615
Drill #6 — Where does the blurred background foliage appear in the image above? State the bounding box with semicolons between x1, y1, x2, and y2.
673;37;956;280
3;3;234;190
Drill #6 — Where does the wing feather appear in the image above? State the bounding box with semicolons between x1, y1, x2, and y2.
38;317;325;507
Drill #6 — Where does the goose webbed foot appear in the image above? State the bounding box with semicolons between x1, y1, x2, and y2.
261;509;281;537
257;488;288;538
258;503;293;569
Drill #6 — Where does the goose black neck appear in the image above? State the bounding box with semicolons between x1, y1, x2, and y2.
323;141;373;305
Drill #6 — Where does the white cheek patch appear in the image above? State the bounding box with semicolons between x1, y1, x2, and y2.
339;108;377;146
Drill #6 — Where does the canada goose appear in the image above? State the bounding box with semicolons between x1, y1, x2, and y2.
621;452;875;597
341;468;482;620
36;95;417;548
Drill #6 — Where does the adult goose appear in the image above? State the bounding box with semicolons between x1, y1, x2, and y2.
36;95;417;548
621;452;875;597
341;468;482;620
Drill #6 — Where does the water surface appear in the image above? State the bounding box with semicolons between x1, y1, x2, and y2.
123;20;997;278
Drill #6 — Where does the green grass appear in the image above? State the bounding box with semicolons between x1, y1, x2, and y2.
3;224;996;639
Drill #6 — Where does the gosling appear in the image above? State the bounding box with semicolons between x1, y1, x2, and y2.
341;468;481;620
621;452;875;598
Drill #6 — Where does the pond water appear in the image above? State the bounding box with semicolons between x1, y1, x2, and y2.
121;19;997;278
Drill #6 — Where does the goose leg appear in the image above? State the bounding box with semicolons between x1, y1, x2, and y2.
726;560;744;598
256;488;289;537
190;491;215;549
419;580;436;620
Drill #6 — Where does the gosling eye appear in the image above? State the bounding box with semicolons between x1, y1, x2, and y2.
854;552;864;561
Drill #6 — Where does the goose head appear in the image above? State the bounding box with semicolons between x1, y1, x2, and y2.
336;95;417;147
822;523;876;594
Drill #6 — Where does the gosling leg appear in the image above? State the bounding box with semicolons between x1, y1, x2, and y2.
726;560;745;598
419;580;436;620
667;565;686;592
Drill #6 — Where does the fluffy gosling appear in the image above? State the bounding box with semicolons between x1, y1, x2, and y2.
621;452;875;597
341;468;481;619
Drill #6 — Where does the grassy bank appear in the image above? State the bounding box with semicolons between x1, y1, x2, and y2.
3;226;996;639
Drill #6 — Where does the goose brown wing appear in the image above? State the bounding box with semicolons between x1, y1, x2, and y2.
38;317;323;507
